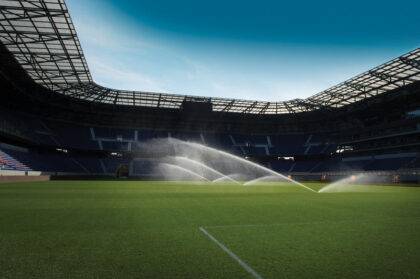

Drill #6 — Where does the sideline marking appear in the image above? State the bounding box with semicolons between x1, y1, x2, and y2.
199;226;263;279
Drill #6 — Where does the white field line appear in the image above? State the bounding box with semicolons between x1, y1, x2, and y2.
199;217;420;277
199;227;263;279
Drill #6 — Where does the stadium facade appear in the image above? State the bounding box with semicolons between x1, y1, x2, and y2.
0;0;419;182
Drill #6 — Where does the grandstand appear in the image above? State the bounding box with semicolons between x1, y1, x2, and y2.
0;0;419;182
1;1;420;278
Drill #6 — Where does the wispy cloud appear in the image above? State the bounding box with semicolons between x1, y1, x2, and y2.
68;1;400;101
88;57;168;92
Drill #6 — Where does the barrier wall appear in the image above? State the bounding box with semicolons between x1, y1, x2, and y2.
0;175;50;183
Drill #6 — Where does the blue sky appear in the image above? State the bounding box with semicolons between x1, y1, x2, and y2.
67;0;419;101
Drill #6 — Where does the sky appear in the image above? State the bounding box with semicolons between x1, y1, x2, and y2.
66;0;420;101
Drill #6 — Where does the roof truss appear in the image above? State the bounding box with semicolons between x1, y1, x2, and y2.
0;0;419;114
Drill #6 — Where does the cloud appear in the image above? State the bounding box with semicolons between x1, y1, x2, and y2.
89;57;168;93
67;0;412;102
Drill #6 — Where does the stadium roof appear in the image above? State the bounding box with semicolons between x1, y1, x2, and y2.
0;0;419;114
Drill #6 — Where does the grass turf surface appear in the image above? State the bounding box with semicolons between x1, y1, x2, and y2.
0;181;419;278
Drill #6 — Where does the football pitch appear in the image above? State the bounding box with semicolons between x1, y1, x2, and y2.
0;181;419;278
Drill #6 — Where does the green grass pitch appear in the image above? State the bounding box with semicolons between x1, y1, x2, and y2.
1;181;419;278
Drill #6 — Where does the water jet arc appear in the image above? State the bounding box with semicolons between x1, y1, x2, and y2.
158;163;210;181
318;173;370;193
164;138;316;192
244;175;289;185
170;156;239;183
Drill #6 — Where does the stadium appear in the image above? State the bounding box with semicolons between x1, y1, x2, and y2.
0;0;419;278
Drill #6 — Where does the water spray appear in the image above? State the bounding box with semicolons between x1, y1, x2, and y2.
142;138;316;192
